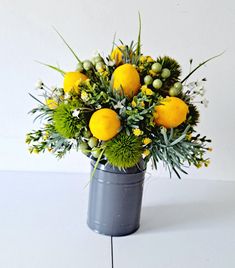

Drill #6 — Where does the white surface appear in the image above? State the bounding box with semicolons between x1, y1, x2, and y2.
0;0;235;180
0;171;235;268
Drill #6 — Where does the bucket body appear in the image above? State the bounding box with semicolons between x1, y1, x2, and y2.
87;161;145;236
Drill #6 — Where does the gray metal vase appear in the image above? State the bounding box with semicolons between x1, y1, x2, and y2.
87;161;146;236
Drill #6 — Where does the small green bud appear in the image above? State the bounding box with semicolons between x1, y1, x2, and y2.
151;62;162;73
88;137;98;148
144;75;153;85
152;79;163;89
161;68;171;79
83;60;93;71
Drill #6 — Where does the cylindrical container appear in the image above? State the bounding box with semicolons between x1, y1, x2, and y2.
87;161;146;236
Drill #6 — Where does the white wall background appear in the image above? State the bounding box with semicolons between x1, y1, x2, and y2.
0;0;234;180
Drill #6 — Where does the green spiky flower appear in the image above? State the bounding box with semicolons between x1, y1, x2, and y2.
105;132;143;168
157;56;181;89
187;104;200;126
53;103;83;139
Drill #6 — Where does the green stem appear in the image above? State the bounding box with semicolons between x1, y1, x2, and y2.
181;51;224;83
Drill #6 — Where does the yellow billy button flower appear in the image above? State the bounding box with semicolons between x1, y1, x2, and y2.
133;128;143;136
143;138;152;145
131;100;137;108
143;149;150;157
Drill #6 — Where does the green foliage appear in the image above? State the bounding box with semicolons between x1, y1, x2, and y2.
187;104;200;126
105;132;143;168
53;103;83;139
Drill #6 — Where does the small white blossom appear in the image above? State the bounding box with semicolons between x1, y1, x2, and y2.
113;99;126;110
72;109;80;117
35;80;44;89
64;93;71;100
107;60;116;67
113;101;124;109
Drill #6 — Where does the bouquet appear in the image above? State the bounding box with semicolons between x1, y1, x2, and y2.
26;21;218;178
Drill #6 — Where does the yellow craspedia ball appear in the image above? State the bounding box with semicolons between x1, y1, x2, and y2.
154;97;189;128
64;72;88;93
89;108;121;141
110;45;125;65
112;63;141;98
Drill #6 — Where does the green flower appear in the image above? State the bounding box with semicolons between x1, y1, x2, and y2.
105;132;143;168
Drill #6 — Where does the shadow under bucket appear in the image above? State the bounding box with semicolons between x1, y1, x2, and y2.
87;161;146;236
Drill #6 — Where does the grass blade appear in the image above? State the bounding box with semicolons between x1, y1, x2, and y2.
53;26;82;64
36;61;65;75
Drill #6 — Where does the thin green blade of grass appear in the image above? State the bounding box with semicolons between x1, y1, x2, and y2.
35;61;65;75
53;26;82;64
181;51;224;83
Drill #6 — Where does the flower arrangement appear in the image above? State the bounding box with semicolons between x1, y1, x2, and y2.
26;20;219;178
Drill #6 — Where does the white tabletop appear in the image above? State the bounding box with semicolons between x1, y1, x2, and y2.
0;171;234;268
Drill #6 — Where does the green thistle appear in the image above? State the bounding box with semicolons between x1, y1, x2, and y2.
187;104;200;126
157;56;181;89
105;132;143;168
53;103;83;139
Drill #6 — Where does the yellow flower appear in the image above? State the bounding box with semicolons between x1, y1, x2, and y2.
46;99;58;109
207;147;213;152
143;149;150;157
141;85;148;94
141;85;153;96
131;100;137;108
147;56;154;63
145;88;153;96
25;134;31;144
32;148;39;154
133;128;143;136
140;101;145;107
143;138;152;145
43;132;49;141
186;133;192;141
204;160;210;167
196;162;202;168
139;55;147;63
138;66;144;71
81;91;89;102
149;70;157;76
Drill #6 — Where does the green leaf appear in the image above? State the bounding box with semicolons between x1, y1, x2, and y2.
136;12;142;56
35;61;65;75
53;26;82;64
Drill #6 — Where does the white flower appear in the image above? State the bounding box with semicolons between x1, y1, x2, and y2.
107;60;116;67
113;99;126;109
72;109;80;117
35;80;43;89
64;93;71;100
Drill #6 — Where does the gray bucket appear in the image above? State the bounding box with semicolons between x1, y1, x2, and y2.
87;161;146;236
